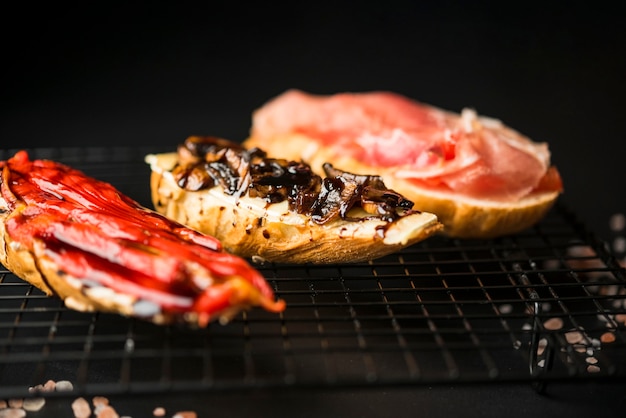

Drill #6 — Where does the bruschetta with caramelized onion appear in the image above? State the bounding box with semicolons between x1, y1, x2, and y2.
145;136;443;264
244;89;564;239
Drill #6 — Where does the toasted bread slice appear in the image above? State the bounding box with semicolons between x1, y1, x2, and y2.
243;90;563;239
145;137;443;264
244;133;560;238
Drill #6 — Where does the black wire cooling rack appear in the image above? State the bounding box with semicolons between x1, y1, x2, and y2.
0;147;625;399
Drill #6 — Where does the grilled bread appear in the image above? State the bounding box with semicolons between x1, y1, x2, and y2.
146;136;443;264
244;90;563;239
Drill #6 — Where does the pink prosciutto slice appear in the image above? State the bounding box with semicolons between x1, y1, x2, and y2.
250;89;563;202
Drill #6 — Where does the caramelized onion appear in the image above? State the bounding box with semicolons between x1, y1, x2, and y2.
173;136;417;224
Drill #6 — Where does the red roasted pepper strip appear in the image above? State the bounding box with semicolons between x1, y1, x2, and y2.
0;151;285;325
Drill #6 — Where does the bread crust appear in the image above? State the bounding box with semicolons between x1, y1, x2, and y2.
0;207;138;319
244;134;560;239
146;152;443;264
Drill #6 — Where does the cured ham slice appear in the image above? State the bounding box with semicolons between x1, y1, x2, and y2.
250;89;559;202
245;90;563;238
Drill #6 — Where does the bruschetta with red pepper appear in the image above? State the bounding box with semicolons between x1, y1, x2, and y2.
0;151;285;327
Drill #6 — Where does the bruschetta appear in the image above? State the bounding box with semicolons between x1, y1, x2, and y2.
145;136;443;264
0;150;285;327
244;89;564;238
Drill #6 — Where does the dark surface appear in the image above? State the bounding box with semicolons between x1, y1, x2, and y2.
19;382;626;418
2;2;626;417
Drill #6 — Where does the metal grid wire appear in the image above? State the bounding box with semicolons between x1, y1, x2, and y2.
0;147;625;399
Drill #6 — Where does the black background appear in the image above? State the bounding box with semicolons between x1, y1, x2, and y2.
2;3;626;416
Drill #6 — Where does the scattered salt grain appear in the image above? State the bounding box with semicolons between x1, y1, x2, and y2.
565;330;584;344
43;380;56;391
56;380;74;392
498;304;513;314
543;317;563;330
22;397;46;412
574;344;587;353
93;396;110;414
615;314;626;325
587;365;601;373
28;385;43;394
537;338;548;356
0;408;26;418
72;397;91;418
601;332;616;343
7;400;22;409
95;405;119;418
153;407;166;416
586;357;599;364
172;412;197;418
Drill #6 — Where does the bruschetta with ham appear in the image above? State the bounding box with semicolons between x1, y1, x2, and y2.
244;89;564;238
145;136;443;264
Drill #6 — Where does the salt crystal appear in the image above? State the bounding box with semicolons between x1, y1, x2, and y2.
43;380;56;392
96;405;119;418
543;317;563;330
93;396;109;408
0;408;26;418
56;380;74;392
537;338;548;356
28;385;43;394
72;397;91;418
587;365;601;373
565;330;584;344
172;412;197;418
153;407;166;416
22;397;45;412
498;304;513;314
601;332;616;343
574;344;587;353
7;400;22;409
